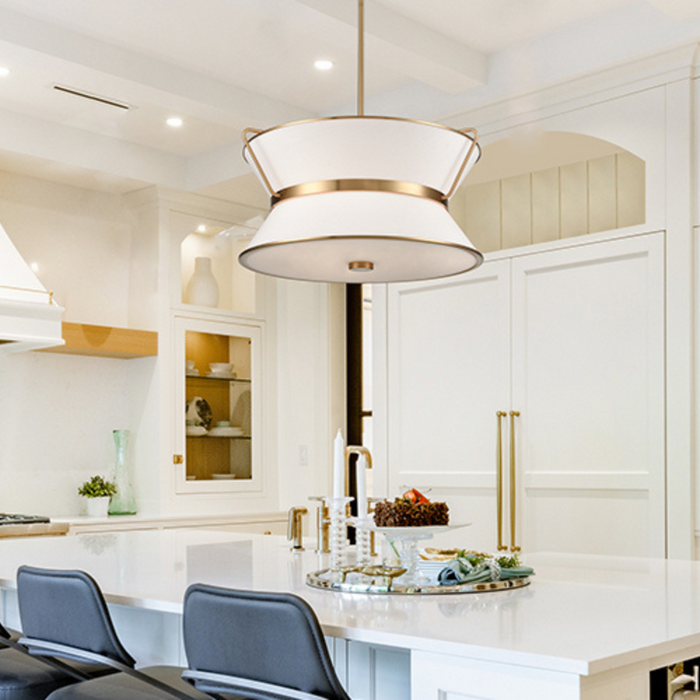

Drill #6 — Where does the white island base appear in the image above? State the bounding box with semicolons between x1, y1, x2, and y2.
0;529;695;700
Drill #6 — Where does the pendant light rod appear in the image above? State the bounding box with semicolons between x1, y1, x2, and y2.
357;0;364;117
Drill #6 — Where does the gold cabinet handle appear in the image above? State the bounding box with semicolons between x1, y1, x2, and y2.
509;410;521;553
496;411;508;551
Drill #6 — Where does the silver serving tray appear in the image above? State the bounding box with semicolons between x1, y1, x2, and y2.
306;569;531;595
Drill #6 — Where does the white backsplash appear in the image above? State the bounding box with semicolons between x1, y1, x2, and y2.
0;351;141;516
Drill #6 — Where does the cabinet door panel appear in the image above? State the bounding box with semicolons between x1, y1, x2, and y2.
511;233;665;556
173;316;263;494
387;261;511;551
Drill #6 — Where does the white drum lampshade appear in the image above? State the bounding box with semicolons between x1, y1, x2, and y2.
239;116;483;283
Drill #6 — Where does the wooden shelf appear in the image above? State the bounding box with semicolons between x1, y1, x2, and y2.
41;322;158;359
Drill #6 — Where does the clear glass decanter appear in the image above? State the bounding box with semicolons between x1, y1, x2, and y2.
108;429;137;515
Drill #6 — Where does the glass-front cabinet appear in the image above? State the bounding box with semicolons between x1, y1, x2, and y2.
173;316;262;494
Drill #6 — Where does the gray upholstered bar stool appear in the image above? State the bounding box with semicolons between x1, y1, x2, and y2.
17;566;208;700
181;584;351;700
0;620;85;700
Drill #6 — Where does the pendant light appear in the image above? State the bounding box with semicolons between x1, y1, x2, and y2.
238;0;483;284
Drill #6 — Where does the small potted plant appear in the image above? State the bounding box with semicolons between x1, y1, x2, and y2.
78;476;117;518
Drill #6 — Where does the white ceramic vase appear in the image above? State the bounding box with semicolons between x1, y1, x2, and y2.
185;257;219;307
86;496;110;518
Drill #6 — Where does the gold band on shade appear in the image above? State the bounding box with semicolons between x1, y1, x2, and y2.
272;179;448;208
239;234;483;284
243;114;482;147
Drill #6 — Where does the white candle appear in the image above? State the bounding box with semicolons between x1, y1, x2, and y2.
357;453;368;518
333;429;345;498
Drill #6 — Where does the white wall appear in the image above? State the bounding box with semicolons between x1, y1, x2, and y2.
274;279;344;513
0;352;133;515
0;172;157;516
0;171;133;327
0;165;344;523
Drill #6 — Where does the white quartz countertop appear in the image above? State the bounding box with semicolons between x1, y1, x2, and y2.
52;511;286;527
0;522;69;538
0;529;697;677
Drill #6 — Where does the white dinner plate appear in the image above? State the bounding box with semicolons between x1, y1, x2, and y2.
208;427;244;437
360;523;471;537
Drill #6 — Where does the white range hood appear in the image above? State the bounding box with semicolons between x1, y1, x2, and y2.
0;222;64;354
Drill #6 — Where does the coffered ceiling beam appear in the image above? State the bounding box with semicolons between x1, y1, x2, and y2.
645;0;700;20
294;0;488;93
0;106;186;190
0;6;312;129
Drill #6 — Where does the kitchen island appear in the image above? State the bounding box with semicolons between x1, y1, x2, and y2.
0;528;695;700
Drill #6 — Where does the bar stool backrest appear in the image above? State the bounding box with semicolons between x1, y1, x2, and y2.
183;584;351;700
17;566;136;667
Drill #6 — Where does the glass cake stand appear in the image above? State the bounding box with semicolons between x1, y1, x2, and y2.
356;522;472;584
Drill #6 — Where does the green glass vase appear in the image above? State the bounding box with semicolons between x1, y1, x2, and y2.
108;429;137;515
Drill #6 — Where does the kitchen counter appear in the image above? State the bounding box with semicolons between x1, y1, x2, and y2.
51;512;287;535
0;522;69;538
0;529;694;699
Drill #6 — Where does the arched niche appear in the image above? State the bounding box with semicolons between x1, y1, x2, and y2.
452;131;645;254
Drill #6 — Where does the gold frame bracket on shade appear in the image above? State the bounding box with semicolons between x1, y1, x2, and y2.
273;180;448;208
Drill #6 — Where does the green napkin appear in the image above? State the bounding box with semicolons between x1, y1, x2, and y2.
437;554;534;586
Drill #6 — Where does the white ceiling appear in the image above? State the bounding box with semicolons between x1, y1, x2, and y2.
0;0;698;206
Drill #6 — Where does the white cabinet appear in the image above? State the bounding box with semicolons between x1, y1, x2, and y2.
385;232;665;557
173;315;263;494
387;258;511;551
65;514;286;535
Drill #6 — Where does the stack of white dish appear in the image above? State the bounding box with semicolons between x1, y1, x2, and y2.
212;473;236;480
207;362;236;378
186;425;207;437
208;421;244;437
416;560;450;582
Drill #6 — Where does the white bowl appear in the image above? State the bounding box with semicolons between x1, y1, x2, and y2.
209;362;234;375
208;427;244;437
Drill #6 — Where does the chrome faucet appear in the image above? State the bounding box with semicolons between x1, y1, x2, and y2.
287;506;307;551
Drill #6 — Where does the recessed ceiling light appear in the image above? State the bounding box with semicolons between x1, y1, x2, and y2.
166;117;183;127
0;67;10;77
314;59;334;71
196;224;207;233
